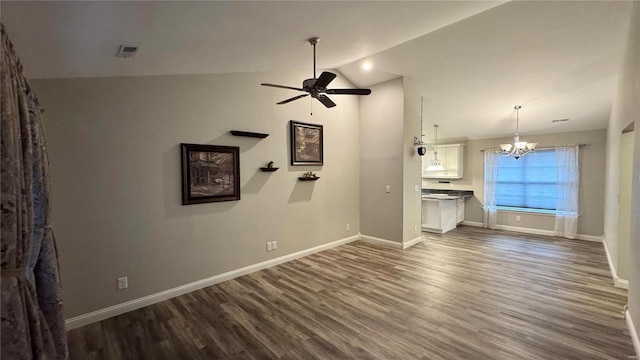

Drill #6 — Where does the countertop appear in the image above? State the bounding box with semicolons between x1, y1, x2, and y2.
422;194;465;200
421;189;473;200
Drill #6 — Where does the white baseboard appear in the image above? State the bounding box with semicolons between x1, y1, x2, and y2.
360;234;403;248
359;234;423;250
402;236;424;249
602;236;629;289
626;309;640;358
494;224;556;237
616;278;630;289
461;221;601;243
460;221;483;227
468;222;602;243
574;234;603;242
65;234;360;330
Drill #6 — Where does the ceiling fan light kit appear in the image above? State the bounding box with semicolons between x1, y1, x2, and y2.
500;105;537;159
261;37;372;110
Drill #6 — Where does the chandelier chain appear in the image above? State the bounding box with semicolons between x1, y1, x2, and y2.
499;105;536;159
515;105;521;135
432;124;441;165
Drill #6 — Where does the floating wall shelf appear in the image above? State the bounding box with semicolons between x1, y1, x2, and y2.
260;167;279;172
230;131;269;138
298;177;319;181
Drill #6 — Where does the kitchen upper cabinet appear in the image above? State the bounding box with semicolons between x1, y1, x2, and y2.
422;144;464;179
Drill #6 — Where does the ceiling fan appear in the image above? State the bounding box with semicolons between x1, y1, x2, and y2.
261;37;372;108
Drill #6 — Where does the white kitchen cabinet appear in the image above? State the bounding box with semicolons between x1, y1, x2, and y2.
422;144;464;179
422;197;457;234
456;197;465;224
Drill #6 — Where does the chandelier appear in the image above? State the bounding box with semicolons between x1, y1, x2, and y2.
500;105;537;159
426;124;445;171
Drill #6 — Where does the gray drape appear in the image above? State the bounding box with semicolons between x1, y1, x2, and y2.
1;23;68;360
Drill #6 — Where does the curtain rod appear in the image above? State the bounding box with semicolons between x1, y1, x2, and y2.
480;143;587;152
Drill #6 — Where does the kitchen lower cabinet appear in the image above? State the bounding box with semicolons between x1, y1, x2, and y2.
422;198;457;234
456;197;465;224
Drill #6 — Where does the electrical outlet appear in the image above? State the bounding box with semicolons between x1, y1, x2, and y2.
117;277;128;290
414;224;418;232
346;224;350;231
414;185;420;192
272;241;277;250
516;215;521;221
267;242;272;251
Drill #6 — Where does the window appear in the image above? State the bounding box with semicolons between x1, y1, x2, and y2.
484;145;579;236
495;149;557;211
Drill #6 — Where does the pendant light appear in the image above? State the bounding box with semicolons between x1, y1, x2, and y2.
426;124;445;171
500;105;537;159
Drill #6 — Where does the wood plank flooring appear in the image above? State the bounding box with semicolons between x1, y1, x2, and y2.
67;226;635;359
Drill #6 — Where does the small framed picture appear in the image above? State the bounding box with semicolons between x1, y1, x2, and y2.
290;120;323;166
181;144;240;205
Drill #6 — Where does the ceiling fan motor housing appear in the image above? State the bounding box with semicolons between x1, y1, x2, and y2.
303;78;325;97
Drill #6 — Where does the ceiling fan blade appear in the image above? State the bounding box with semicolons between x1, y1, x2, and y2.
313;72;337;89
326;88;372;95
261;83;305;91
316;95;336;108
277;94;309;105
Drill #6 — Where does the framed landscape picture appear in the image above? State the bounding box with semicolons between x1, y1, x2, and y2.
181;144;240;205
290;120;323;166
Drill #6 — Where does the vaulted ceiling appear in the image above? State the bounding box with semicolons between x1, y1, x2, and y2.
1;1;633;140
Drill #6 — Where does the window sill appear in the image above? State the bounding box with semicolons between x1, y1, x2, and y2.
495;206;557;216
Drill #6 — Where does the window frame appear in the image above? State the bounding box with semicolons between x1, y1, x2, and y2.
494;149;558;213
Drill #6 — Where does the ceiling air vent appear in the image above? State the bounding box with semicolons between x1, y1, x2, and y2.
551;118;571;123
116;45;140;58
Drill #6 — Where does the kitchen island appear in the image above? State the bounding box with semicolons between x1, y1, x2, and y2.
421;190;473;234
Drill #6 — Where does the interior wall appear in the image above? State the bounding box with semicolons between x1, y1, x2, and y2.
360;78;404;242
618;130;634;280
605;0;640;288
607;0;640;340
32;70;361;318
402;78;423;243
424;130;607;237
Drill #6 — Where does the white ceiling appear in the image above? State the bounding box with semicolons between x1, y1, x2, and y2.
0;1;633;140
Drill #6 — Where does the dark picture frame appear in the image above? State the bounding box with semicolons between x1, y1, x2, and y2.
290;120;323;166
181;144;240;205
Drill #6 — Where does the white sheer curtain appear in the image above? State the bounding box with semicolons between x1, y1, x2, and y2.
554;145;580;239
483;150;501;229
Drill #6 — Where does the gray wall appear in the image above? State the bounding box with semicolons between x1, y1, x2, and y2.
423;130;607;237
360;78;405;242
33;70;361;318
402;78;423;243
618;131;634;279
606;0;640;339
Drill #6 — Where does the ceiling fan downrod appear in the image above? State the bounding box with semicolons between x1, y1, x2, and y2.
309;37;320;79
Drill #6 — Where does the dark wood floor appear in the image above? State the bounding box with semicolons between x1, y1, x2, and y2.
67;226;635;359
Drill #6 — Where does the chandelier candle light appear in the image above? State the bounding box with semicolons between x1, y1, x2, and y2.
500;105;537;159
426;124;445;171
